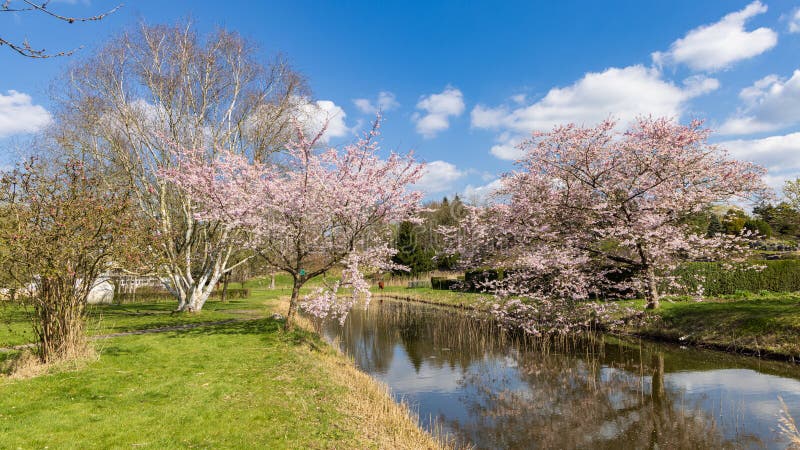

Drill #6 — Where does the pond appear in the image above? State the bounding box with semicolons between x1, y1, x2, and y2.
316;298;800;449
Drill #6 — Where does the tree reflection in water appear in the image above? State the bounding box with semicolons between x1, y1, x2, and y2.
316;300;773;449
450;347;748;449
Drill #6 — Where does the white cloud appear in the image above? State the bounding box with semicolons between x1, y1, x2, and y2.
720;132;800;191
789;8;800;33
652;1;777;72
719;69;800;135
414;160;465;194
510;93;526;104
472;66;712;135
682;75;721;96
352;91;400;115
470;104;509;130
463;179;503;204
489;134;526;161
412;87;465;138
297;99;351;142
720;132;800;174
490;143;525;161
472;66;718;160
0;90;52;138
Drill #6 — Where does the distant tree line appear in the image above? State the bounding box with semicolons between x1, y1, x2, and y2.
392;195;467;275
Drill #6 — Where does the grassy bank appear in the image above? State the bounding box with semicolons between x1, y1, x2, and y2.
625;293;800;361
0;285;442;449
375;286;488;309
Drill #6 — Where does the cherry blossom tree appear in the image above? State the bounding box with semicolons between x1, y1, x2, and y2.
160;120;424;328
447;117;766;315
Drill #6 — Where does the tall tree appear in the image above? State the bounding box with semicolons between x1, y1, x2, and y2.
783;178;800;211
392;221;434;276
52;22;308;311
754;202;800;239
160;120;423;329
447;118;765;311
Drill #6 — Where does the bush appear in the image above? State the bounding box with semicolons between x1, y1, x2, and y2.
463;268;505;291
430;277;459;290
671;260;800;296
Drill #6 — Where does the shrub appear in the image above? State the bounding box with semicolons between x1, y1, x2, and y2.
463;268;505;291
671;260;800;296
430;277;459;290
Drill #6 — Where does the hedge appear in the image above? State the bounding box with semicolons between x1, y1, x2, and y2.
463;268;505;291
452;260;800;297
670;260;800;296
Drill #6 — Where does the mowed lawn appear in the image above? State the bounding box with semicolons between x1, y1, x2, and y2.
624;293;800;358
0;284;440;449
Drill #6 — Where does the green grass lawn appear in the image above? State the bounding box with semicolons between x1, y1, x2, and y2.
0;282;441;449
0;289;292;348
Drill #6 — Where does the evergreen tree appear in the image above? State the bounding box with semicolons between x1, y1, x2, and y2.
392;221;434;275
706;214;723;237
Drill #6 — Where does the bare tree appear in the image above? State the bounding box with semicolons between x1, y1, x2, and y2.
1;1;121;58
52;21;308;311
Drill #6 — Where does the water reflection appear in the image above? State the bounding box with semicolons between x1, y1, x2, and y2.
317;300;800;449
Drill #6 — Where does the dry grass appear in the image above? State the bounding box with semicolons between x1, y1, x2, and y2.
1;346;97;380
380;271;460;288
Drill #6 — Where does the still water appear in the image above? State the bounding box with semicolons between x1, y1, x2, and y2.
317;299;800;449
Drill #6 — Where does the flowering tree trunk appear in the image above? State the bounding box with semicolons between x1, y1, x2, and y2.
286;277;303;331
644;266;660;310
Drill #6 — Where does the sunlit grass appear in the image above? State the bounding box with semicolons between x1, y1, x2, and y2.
0;280;444;449
612;292;800;357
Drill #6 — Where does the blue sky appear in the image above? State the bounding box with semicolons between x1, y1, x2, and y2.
2;0;800;201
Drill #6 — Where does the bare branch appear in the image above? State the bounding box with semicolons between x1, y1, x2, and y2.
1;1;122;58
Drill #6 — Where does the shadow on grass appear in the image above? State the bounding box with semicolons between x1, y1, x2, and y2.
89;298;258;316
0;350;23;375
166;317;327;351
